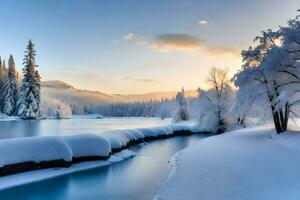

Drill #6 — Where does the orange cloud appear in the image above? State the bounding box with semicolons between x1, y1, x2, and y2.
149;34;201;52
207;46;240;57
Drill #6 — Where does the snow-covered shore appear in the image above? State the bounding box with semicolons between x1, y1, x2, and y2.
156;126;300;200
0;149;135;191
0;122;200;177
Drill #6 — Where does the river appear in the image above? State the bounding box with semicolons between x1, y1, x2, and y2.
0;135;206;200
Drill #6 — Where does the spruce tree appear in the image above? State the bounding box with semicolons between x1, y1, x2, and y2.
18;40;41;119
3;55;19;115
0;58;7;112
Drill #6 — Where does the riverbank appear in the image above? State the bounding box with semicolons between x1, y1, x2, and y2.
156;126;300;200
0;149;135;191
0;121;206;190
0;136;206;199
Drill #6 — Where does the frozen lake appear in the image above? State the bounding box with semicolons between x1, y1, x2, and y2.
0;135;206;200
0;117;171;139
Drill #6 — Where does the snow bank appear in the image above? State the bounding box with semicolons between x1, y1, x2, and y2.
102;130;132;150
0;122;200;176
63;134;111;159
156;126;300;200
0;136;72;167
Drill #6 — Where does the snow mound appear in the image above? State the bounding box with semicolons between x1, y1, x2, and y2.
63;134;111;158
137;128;158;138
157;126;300;200
0;122;199;175
102;130;132;150
0;137;72;166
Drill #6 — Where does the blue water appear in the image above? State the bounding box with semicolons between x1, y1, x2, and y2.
0;135;206;200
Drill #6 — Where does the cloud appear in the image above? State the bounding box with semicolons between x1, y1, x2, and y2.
207;46;240;57
124;32;134;40
124;32;241;57
198;20;208;25
149;34;201;52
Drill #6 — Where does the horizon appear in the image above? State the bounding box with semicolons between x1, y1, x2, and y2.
42;79;200;96
0;0;298;94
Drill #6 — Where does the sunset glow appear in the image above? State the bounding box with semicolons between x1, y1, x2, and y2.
0;0;298;94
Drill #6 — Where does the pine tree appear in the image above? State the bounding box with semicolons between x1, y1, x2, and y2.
3;55;19;115
2;60;7;80
0;58;8;112
18;40;41;119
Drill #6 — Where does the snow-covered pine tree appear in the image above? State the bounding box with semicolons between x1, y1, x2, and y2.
3;55;19;115
2;60;7;80
0;58;8;112
35;70;41;110
18;40;41;119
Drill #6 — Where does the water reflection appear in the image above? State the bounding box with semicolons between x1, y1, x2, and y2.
0;135;206;200
0;118;171;139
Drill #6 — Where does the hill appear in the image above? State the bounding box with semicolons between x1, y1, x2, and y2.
41;80;198;104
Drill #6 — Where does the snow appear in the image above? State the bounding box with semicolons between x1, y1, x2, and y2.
137;128;158;138
169;121;199;132
0;121;197;180
114;149;136;159
107;155;124;163
102;130;132;149
62;134;111;158
156;126;300;200
0;149;137;190
0;114;19;121
0;136;72;166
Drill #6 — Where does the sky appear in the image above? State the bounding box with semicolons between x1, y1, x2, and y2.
0;0;298;94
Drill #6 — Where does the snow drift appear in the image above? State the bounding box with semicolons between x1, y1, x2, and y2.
62;134;111;162
156;126;300;200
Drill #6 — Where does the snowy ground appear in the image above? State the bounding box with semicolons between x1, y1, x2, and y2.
156;125;300;200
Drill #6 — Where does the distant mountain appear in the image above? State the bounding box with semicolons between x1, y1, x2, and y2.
41;80;198;104
42;80;74;90
41;80;114;104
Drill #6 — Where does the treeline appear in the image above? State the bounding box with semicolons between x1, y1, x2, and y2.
67;99;176;118
0;40;41;119
91;100;175;118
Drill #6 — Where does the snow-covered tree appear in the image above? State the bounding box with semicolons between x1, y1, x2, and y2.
2;55;19;115
173;88;190;123
233;16;300;134
197;67;234;133
160;99;175;119
0;58;8;111
18;40;41;119
41;95;71;119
